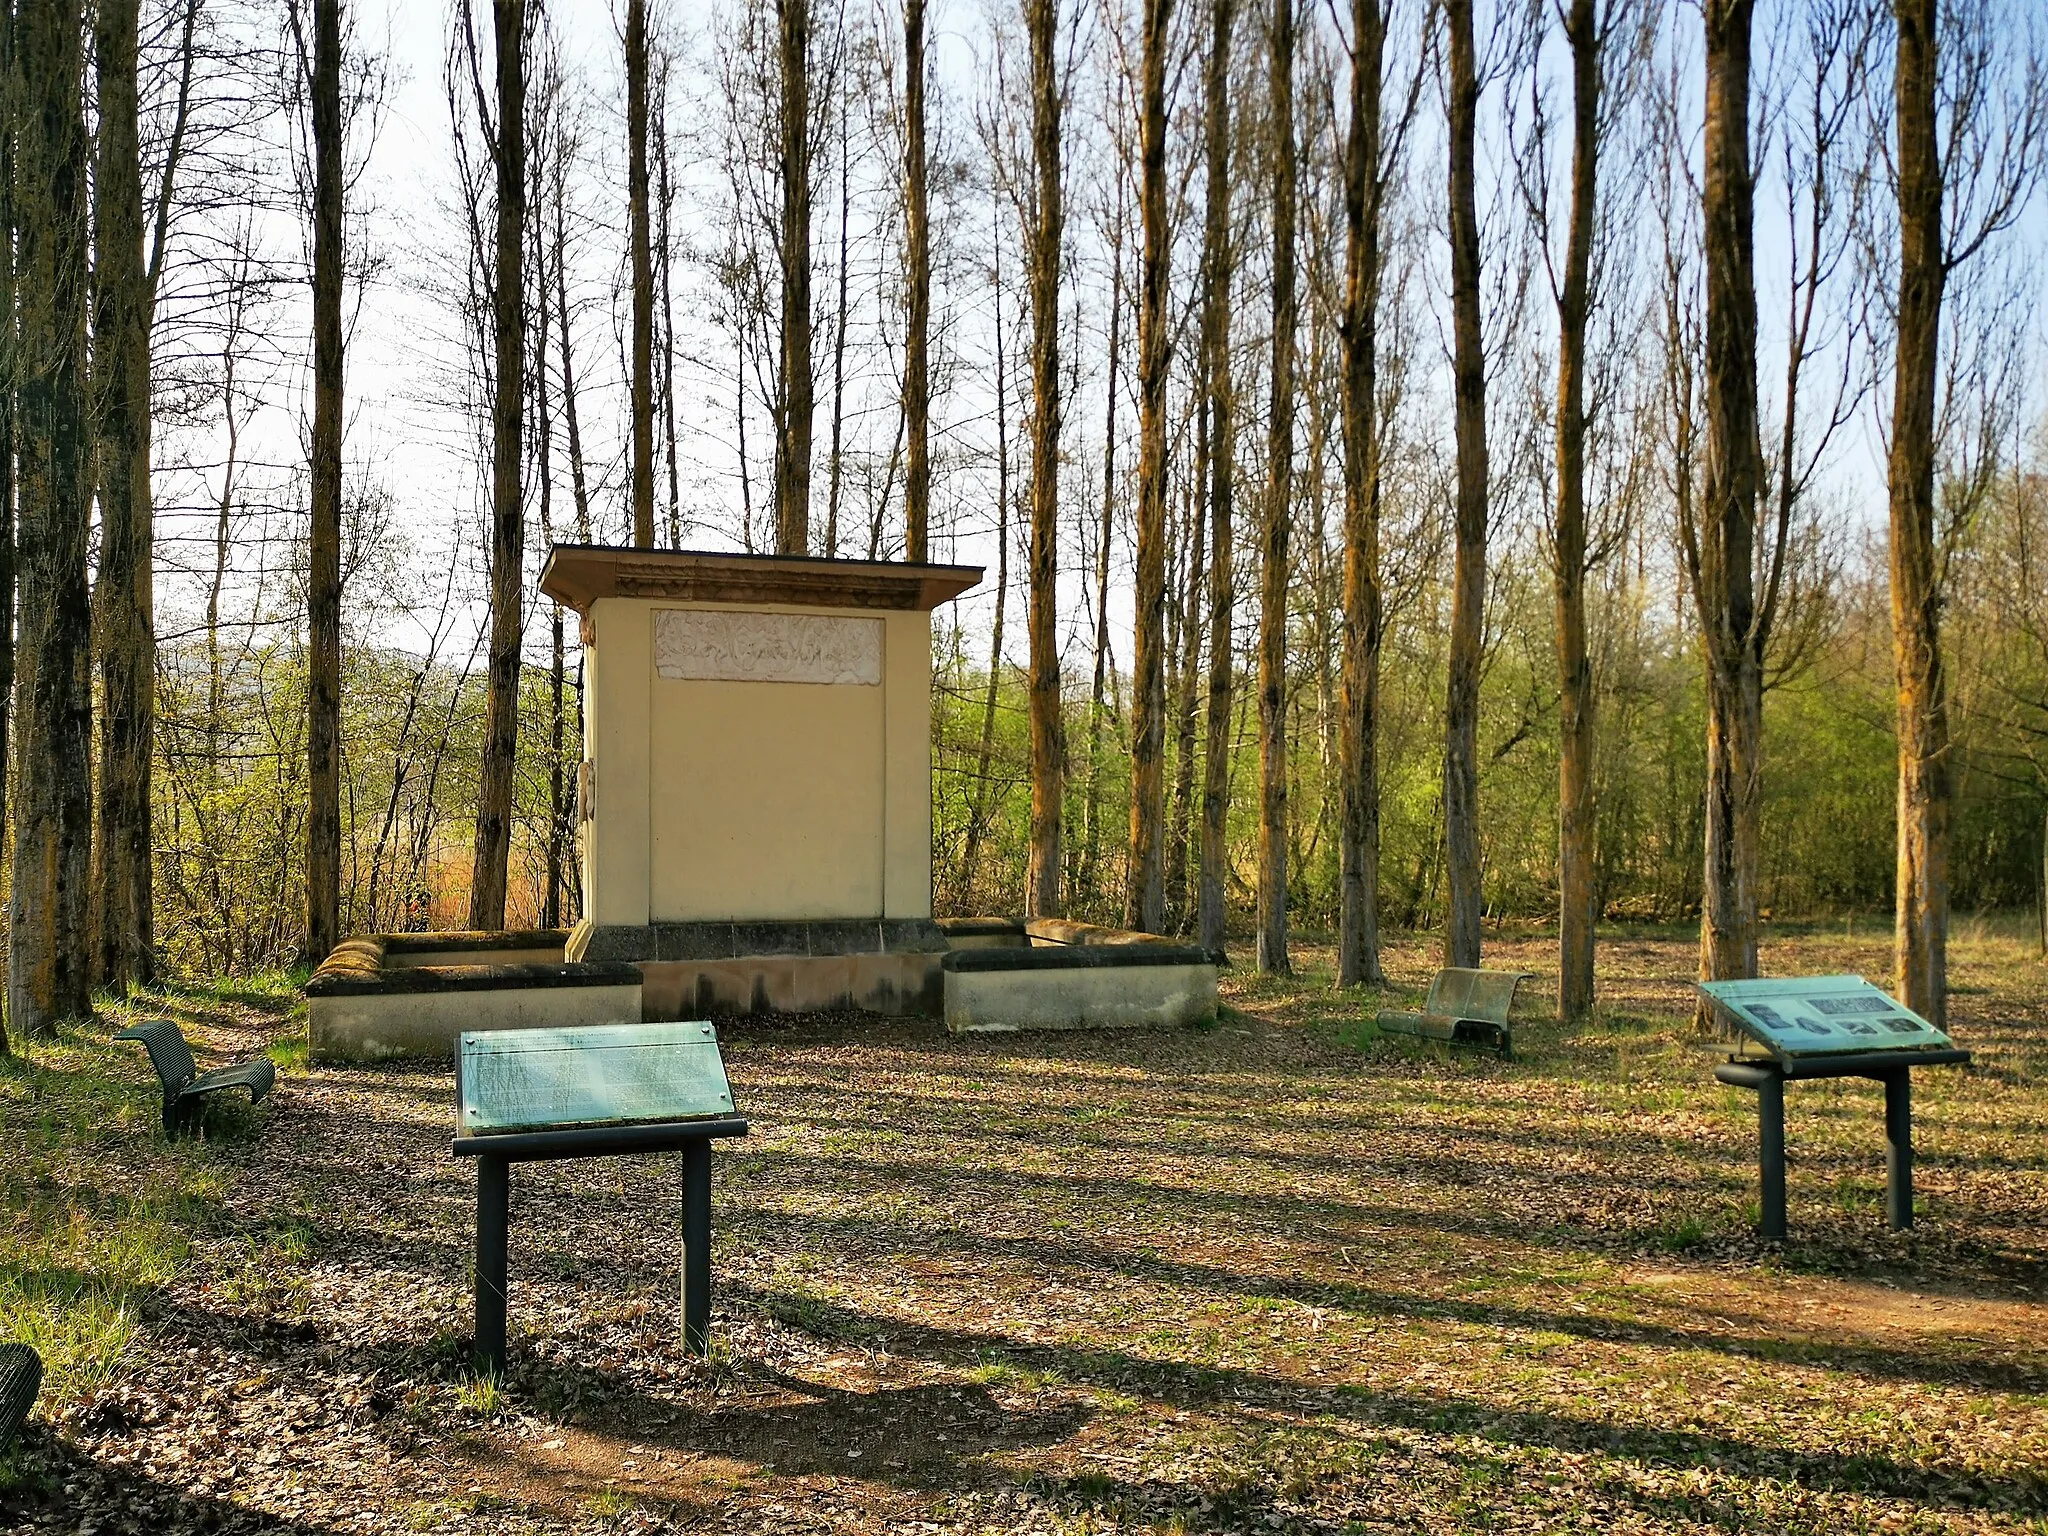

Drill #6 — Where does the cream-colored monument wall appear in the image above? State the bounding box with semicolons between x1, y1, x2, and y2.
581;596;934;925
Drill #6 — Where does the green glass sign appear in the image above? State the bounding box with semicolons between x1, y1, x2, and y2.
1696;975;1953;1060
457;1021;735;1134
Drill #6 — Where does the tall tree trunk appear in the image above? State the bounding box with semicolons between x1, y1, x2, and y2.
1553;0;1599;1017
902;0;931;561
11;0;94;1031
774;0;813;554
0;19;16;1049
533;127;564;931
93;0;154;992
1442;0;1487;970
627;0;653;547
825;87;850;557
1023;0;1066;918
553;180;592;542
1256;0;1296;975
1169;471;1205;929
1889;0;1946;1027
469;0;527;932
962;229;1010;893
1697;0;1763;989
1336;0;1384;986
1196;0;1236;956
303;0;344;964
1083;192;1123;896
1127;0;1174;934
656;63;682;550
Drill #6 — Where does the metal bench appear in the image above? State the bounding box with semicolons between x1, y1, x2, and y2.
114;1018;275;1137
0;1343;41;1452
1376;967;1533;1058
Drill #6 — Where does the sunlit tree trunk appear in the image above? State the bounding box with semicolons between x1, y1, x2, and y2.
1889;0;1946;1026
469;0;527;932
1697;0;1763;989
902;0;931;561
1553;0;1600;1018
1256;0;1296;975
774;0;813;554
1442;0;1487;970
1084;189;1122;897
1195;0;1237;956
1126;0;1174;934
0;5;17;1048
627;0;653;547
92;0;154;991
10;0;95;1032
1023;0;1066;918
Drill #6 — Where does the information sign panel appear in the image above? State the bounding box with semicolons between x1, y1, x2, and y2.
458;1021;734;1134
1697;975;1952;1059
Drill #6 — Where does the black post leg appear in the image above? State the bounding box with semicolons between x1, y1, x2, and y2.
681;1139;712;1357
476;1155;510;1377
1758;1070;1787;1241
1885;1068;1913;1230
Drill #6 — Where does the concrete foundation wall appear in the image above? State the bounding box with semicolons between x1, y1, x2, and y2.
944;962;1217;1033
309;983;643;1061
639;952;943;1019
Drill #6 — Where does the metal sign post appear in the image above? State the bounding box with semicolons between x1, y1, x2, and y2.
450;1021;749;1376
1698;977;1969;1241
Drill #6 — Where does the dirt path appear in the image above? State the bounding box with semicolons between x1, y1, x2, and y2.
7;930;2047;1533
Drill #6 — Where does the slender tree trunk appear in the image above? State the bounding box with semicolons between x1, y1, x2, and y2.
1256;0;1296;974
1196;0;1236;956
627;0;654;547
1127;0;1174;934
826;87;850;557
469;0;527;932
1698;0;1763;989
92;0;154;992
533;135;564;931
1023;0;1066;918
1169;468;1206;930
1442;0;1487;969
1336;0;1384;986
302;0;344;964
1083;194;1123;895
774;0;813;554
11;0;95;1031
963;233;1010;892
1554;0;1599;1017
553;183;592;542
902;0;931;560
656;65;682;550
1889;0;1946;1027
0;29;16;1048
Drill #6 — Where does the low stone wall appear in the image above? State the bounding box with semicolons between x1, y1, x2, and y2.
941;921;1220;1033
638;952;944;1019
307;934;642;1061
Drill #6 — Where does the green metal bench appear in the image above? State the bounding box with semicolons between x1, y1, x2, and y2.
115;1018;275;1137
0;1342;41;1452
1376;967;1533;1058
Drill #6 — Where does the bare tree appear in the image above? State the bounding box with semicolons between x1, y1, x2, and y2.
469;0;527;931
1257;0;1297;974
93;0;155;991
1888;0;2045;1025
10;0;95;1032
1684;0;1765;987
0;6;14;1050
1023;0;1067;918
1195;0;1237;955
1126;0;1175;934
1335;0;1422;987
